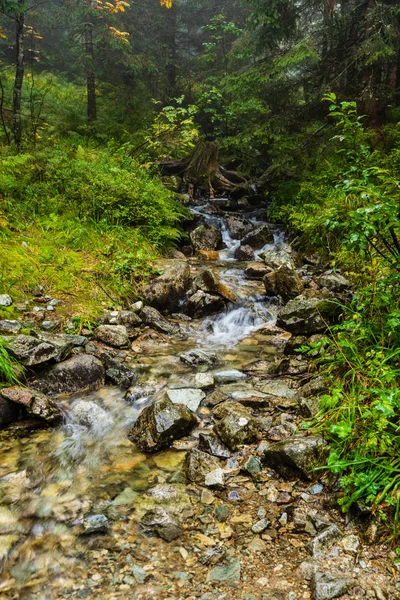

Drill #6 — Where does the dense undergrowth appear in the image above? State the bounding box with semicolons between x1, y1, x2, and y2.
270;97;400;532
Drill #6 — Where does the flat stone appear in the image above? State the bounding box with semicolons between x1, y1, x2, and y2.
243;456;261;476
307;525;342;558
207;559;241;582
341;534;360;555
166;388;205;412
140;306;179;335
0;295;12;307
195;372;215;389
131;564;149;584
70;400;114;434
213;369;248;383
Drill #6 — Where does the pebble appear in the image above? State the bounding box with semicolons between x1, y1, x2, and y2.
83;514;109;534
205;468;225;489
251;518;270;534
308;483;324;495
0;294;13;306
243;456;262;476
215;505;230;522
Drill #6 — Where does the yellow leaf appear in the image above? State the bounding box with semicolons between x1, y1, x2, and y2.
160;0;173;7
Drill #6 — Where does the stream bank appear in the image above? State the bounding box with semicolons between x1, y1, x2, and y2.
0;194;397;600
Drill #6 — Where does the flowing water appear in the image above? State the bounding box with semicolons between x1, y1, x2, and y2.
0;197;291;598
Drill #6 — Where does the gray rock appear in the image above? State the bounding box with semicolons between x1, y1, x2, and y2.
0;386;62;423
318;272;351;292
264;264;304;301
241;224;274;249
277;295;340;335
139;306;179;335
129;397;197;453
341;534;359;555
311;571;353;600
95;325;129;348
37;332;73;362
200;545;227;566
85;346;136;388
144;261;191;313
131;564;149;584
308;525;342;558
0;294;13;306
226;216;255;240
41;320;61;332
0;321;22;335
6;335;58;366
260;248;293;269
243;456;261;476
69;399;114;433
198;432;231;458
185;290;225;318
62;334;88;347
83;514;109;534
117;310;142;327
190;224;223;251
244;262;270;280
180;349;217;366
0;397;20;429
166;388;205;412
31;354;105;396
195;372;215;389
186;448;220;484
205;467;225;488
213;401;258;450
262;435;327;480
214;369;247;383
207;559;241;583
234;245;255;261
140;507;183;542
251;518;270;533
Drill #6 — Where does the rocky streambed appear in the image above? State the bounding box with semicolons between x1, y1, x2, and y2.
0;196;397;600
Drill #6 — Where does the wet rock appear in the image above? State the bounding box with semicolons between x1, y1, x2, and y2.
0;320;22;335
0;294;13;307
85;345;137;388
83;514;109;534
318;272;351;292
0;397;20;429
166;388;205;412
244;262;270;280
140;507;183;541
144;261;191;313
311;571;353;600
198;432;231;458
186;290;225;318
194;269;236;303
205;467;225;488
234;245;254;261
195;372;215;389
190;224;223;251
139;306;179;335
214;369;247;383
207;559;241;583
6;334;58;366
0;386;62;423
180;349;217;366
116;310;142;328
264;264;304;301
70;399;114;433
213;401;258;450
262;435;327;480
186;448;220;484
129;397;197;453
226;215;255;240
241;224;274;249
277;295;341;335
31;354;105;396
95;325;129;348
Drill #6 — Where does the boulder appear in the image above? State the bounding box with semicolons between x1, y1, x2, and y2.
260;248;292;270
6;335;58;366
129;397;197;453
0;321;22;335
140;507;183;542
244;263;270;280
95;325;129;348
262;435;327;480
318;272;351;293
0;397;20;429
234;245;254;261
263;264;304;301
213;401;258;450
166;388;205;412
186;448;220;484
85;343;136;389
144;261;191;313
0;387;62;423
139;306;179;335
117;311;142;328
241;224;273;249
37;333;73;362
69;399;114;433
190;224;223;251
185;290;225;318
31;354;105;396
225;216;255;240
180;349;218;366
277;295;340;335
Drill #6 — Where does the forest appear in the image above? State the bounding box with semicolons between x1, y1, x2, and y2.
0;0;400;598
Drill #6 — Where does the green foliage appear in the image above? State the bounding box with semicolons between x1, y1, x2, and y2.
0;338;23;386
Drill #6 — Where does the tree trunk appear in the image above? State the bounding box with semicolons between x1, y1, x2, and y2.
85;0;97;124
13;0;25;151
